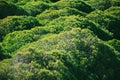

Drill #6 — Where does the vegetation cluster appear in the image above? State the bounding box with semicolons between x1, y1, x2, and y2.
0;0;120;80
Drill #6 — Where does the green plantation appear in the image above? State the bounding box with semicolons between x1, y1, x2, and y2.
0;0;120;80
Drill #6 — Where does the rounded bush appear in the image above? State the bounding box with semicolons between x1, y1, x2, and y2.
51;0;94;13
37;7;86;25
48;15;113;40
0;1;28;19
0;16;40;41
87;8;120;39
23;1;50;16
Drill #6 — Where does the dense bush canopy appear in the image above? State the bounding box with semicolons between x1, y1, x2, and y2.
0;0;120;80
23;1;50;16
36;7;86;25
0;16;40;41
0;1;28;19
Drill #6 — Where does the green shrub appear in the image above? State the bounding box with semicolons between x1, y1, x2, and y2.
86;0;120;10
111;0;120;6
48;15;113;40
86;10;106;26
0;0;120;80
87;9;119;28
50;0;94;13
1;0;52;5
1;27;50;55
105;6;120;18
0;1;28;19
23;1;50;16
0;59;13;80
87;8;120;39
0;16;40;41
87;42;120;80
11;28;98;80
107;39;120;52
36;7;86;25
0;43;11;60
104;7;120;39
0;28;120;80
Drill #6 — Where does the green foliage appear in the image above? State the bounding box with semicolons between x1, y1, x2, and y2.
0;1;28;19
23;1;50;16
87;42;120;80
1;27;51;56
0;0;120;80
37;7;86;25
2;0;52;4
86;0;120;10
0;43;6;60
0;43;11;60
105;6;120;19
90;0;111;10
0;16;40;41
0;59;13;80
107;39;120;52
86;7;120;39
1;28;120;80
51;0;94;13
48;15;113;40
7;28;99;80
104;6;120;39
111;0;120;6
